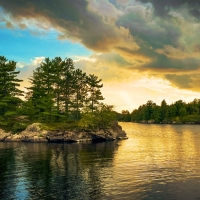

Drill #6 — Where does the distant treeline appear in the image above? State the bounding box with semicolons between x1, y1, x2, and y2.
0;56;116;132
117;99;200;124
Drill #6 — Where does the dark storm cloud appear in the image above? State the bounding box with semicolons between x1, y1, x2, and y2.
164;73;200;91
1;0;200;88
165;74;192;89
0;0;120;51
140;55;200;72
113;3;200;79
116;11;181;49
138;0;200;18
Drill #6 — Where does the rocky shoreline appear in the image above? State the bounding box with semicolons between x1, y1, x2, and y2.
0;121;128;143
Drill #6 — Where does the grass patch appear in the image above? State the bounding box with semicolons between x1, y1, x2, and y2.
0;120;82;134
38;121;80;131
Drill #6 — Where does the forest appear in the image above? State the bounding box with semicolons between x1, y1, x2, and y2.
0;56;116;132
117;99;200;124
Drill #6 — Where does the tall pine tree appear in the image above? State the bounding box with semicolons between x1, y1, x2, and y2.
0;56;23;124
86;74;104;112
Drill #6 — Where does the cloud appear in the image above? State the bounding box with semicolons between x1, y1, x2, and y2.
6;21;13;28
88;0;123;22
113;3;200;75
75;52;134;81
156;45;188;59
138;0;200;18
31;56;45;66
0;0;137;52
165;73;200;91
117;5;185;49
165;74;192;89
1;0;200;92
137;55;200;73
16;57;45;91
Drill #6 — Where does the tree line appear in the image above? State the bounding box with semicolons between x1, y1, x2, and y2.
0;56;116;132
117;99;200;123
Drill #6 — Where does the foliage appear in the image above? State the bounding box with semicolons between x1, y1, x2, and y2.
0;55;108;132
39;121;80;131
127;98;200;124
79;104;116;129
0;56;24;130
12;122;29;133
116;110;131;122
26;57;104;122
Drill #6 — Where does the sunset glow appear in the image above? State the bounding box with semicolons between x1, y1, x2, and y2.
1;0;200;112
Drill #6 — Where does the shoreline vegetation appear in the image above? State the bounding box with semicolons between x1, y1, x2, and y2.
0;55;127;141
117;99;200;124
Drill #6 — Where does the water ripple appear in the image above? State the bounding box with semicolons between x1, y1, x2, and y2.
1;124;200;199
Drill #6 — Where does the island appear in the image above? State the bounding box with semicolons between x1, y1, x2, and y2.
0;56;127;142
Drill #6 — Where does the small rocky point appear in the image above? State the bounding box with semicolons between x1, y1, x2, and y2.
0;121;128;143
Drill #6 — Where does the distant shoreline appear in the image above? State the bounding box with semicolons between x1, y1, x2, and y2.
128;121;200;125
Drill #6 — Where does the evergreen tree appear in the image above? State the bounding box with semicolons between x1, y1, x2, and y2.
71;69;87;120
159;99;167;122
61;58;75;119
23;56;106;124
28;58;55;122
86;74;104;112
0;56;23;125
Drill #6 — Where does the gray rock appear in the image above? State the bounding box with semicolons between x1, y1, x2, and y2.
46;121;128;142
3;123;48;142
20;123;48;142
46;131;64;142
4;134;23;142
22;123;42;132
21;136;47;143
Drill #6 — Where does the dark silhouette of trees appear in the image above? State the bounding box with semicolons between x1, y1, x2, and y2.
128;99;200;124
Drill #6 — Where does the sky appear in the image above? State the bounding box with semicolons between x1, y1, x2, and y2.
1;0;200;112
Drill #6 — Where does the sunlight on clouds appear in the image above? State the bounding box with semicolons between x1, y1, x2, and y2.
1;0;200;111
74;56;97;63
17;62;25;69
17;57;44;69
31;56;45;65
0;10;54;32
156;45;189;59
88;0;123;22
17;57;45;91
102;76;200;112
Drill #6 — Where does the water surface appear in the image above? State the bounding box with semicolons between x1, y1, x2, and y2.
1;123;200;199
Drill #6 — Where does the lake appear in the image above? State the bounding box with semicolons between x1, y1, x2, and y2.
1;122;200;200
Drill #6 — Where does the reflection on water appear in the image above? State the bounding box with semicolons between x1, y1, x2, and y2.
1;123;200;199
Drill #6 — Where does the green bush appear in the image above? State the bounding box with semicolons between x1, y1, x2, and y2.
79;104;116;129
12;122;28;133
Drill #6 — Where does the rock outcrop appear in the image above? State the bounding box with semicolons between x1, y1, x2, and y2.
20;123;48;142
0;129;10;141
0;121;128;143
4;123;47;142
46;121;128;142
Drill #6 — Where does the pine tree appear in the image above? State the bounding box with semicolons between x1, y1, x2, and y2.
52;57;63;115
71;69;87;120
0;56;23;124
61;58;75;119
26;56;105;123
27;58;55;122
86;74;104;112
